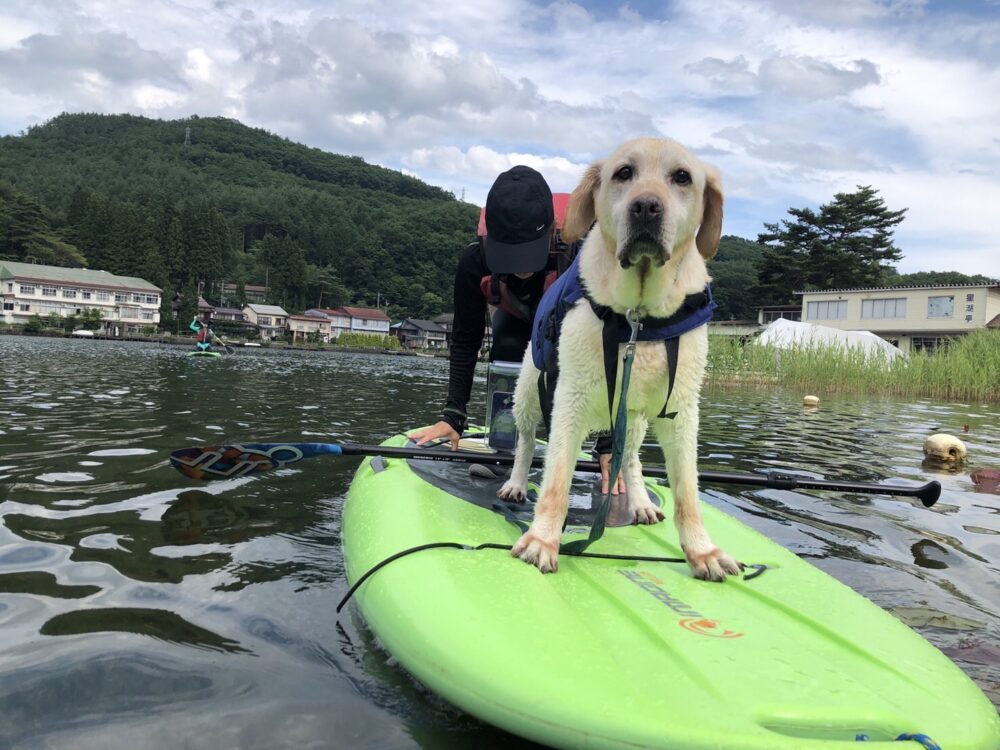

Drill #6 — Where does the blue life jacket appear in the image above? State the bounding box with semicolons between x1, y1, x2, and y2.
531;253;716;428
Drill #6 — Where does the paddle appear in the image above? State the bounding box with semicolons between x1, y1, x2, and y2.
168;441;941;507
211;331;235;354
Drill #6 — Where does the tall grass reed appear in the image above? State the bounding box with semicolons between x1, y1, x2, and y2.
706;329;999;402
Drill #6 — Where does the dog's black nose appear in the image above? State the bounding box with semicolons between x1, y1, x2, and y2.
629;195;663;230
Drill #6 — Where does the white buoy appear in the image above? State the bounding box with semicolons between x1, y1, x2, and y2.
803;395;819;407
923;433;967;463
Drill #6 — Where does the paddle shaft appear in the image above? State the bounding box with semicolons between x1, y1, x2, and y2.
169;442;939;506
343;444;939;506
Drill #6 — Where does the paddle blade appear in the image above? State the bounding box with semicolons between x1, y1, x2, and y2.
170;443;341;480
170;445;286;480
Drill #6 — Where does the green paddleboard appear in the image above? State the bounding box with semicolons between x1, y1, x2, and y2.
342;432;1000;750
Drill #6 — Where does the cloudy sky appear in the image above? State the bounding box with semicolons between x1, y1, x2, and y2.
1;0;998;275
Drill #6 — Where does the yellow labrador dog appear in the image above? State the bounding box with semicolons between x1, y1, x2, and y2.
498;137;740;582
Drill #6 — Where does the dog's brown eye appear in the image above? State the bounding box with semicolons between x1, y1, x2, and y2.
613;165;633;181
672;169;692;185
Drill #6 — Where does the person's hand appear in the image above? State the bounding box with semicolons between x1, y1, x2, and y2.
408;421;460;451
599;451;627;495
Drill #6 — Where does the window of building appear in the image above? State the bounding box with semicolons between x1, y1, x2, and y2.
927;296;954;318
2;302;13;311
19;303;30;312
259;316;272;326
861;298;906;319
20;284;35;295
96;291;110;302
912;335;955;353
81;290;92;300
115;293;128;303
141;311;154;320
62;288;78;299
806;300;848;320
5;283;11;293
42;286;57;297
761;310;802;323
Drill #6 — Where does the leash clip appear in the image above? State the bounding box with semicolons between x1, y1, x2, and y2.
625;308;642;352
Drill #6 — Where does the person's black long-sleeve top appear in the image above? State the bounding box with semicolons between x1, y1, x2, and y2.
441;242;490;433
442;241;545;433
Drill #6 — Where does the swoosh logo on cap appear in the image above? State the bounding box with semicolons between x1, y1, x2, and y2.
535;224;545;231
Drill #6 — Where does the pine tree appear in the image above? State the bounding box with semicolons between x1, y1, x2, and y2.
755;186;907;304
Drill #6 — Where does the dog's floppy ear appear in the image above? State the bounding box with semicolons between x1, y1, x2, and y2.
562;161;602;244
696;164;724;260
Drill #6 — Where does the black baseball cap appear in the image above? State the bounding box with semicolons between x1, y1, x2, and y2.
483;165;554;274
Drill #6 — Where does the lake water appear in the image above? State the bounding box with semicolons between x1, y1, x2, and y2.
0;336;997;748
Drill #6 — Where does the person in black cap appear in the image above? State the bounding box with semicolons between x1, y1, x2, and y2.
409;166;621;492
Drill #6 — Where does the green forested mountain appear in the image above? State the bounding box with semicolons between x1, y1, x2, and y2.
1;114;991;329
709;235;765;320
0;112;479;324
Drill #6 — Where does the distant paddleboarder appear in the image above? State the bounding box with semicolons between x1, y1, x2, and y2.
190;315;214;353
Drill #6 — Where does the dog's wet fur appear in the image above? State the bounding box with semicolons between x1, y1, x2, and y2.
498;137;739;581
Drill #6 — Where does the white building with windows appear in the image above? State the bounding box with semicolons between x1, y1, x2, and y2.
287;314;331;343
305;308;352;338
797;283;1000;353
337;306;391;335
0;260;161;333
242;303;288;340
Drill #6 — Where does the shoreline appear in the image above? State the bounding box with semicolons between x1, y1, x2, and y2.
0;329;450;358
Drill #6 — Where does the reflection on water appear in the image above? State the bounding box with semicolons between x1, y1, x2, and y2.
0;336;998;747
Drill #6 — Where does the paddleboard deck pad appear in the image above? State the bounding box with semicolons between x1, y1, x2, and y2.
342;432;1000;750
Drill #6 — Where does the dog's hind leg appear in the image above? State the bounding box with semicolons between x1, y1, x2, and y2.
651;412;740;582
498;361;541;502
622;414;665;524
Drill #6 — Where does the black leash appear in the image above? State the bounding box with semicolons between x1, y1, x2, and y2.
336;541;767;613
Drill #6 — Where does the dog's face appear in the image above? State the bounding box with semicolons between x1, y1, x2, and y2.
564;137;723;267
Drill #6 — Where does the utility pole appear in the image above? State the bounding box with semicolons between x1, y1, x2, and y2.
184;126;191;146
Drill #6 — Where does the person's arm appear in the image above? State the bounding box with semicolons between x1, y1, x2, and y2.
442;245;487;433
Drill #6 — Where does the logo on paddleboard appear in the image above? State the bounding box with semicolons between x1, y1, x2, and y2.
620;570;744;638
678;618;743;638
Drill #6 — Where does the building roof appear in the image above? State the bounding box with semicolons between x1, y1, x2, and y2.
307;307;348;318
212;307;245;316
337;305;390;321
288;314;329;322
400;318;447;332
710;319;759;327
245;303;288;316
0;260;161;292
433;312;454;325
795;282;1000;296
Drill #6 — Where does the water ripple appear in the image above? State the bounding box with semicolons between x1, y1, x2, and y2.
1;336;997;747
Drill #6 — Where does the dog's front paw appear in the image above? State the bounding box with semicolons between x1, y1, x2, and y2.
497;479;528;502
683;545;741;582
629;497;665;525
512;530;560;573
